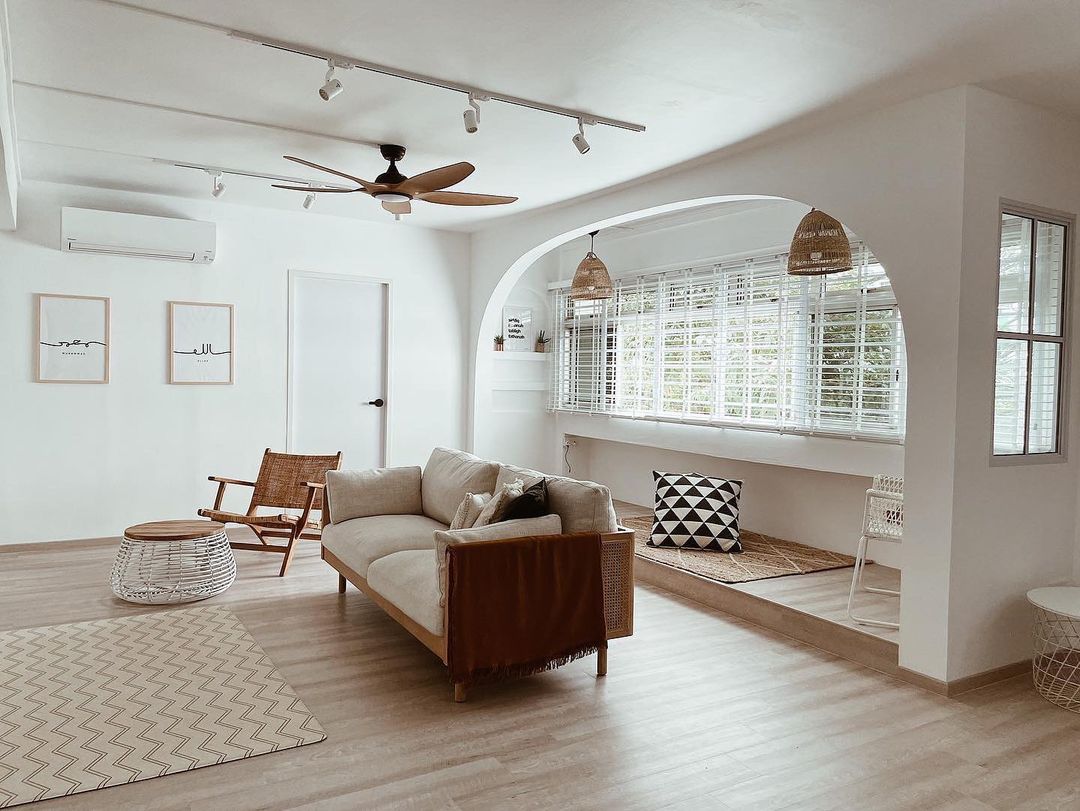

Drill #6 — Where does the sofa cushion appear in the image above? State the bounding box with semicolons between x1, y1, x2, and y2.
433;514;563;607
422;448;500;525
367;550;444;637
325;466;422;523
502;477;550;521
473;477;526;527
496;465;618;534
322;513;448;577
449;492;491;530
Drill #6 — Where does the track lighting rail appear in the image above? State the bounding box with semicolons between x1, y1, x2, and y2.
86;0;646;134
152;158;353;190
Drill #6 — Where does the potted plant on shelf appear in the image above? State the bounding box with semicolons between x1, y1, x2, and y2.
535;330;550;353
493;334;505;351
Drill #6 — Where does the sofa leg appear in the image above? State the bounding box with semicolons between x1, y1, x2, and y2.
453;682;468;703
597;644;608;677
337;573;347;593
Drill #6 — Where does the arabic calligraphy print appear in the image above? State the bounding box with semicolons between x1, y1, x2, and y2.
169;301;234;384
36;293;110;383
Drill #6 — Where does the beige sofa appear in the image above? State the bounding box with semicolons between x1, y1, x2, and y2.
320;447;635;700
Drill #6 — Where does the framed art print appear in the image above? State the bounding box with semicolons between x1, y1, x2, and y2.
168;301;234;384
36;293;110;383
502;305;533;352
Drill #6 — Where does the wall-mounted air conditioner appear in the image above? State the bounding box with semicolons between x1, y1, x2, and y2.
61;207;216;264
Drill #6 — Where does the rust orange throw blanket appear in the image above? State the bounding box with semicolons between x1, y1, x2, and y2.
446;532;606;686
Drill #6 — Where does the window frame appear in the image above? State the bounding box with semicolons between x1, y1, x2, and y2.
549;242;906;444
990;199;1074;465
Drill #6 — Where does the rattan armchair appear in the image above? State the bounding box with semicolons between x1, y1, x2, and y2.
198;448;343;576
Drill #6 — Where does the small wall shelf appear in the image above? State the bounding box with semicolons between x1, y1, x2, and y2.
493;352;550;362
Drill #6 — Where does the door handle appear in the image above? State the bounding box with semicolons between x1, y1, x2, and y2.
367;398;385;408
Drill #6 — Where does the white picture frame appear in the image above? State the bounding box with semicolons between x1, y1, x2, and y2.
168;301;234;385
35;293;110;384
503;305;533;352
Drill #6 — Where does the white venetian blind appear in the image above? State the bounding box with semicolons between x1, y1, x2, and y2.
551;242;906;442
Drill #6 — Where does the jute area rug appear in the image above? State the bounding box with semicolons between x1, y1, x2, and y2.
0;606;325;808
624;515;858;584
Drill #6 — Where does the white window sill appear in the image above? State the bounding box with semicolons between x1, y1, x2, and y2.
554;411;904;478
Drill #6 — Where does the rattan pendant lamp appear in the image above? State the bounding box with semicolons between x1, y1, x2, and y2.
569;230;614;301
787;208;853;276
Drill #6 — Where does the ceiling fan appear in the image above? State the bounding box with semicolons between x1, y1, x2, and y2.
272;144;517;218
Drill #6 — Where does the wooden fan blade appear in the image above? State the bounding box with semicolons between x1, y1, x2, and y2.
415;191;518;206
282;156;375;189
381;200;412;215
271;184;358;193
397;162;474;194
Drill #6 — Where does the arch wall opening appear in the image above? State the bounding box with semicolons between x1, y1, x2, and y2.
476;196;908;569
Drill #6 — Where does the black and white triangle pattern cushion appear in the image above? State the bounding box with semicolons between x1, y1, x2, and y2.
649;470;743;552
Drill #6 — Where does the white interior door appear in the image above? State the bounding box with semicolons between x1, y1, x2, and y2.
288;271;388;469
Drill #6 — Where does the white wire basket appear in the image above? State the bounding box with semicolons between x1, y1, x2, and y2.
111;528;236;604
1032;605;1080;712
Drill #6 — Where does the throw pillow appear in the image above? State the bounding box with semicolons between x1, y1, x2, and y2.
449;491;491;530
500;477;549;521
649;470;743;552
433;513;564;606
473;478;525;527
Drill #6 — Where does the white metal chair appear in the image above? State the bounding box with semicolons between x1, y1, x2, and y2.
846;474;903;629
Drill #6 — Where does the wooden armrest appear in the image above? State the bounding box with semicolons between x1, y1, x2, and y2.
208;476;256;487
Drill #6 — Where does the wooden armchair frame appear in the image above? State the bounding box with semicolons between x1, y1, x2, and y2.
199;448;342;576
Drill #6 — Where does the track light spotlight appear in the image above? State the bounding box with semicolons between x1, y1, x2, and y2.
302;192;316;210
208;170;225;198
463;93;481;134
319;61;343;101
572;118;592;154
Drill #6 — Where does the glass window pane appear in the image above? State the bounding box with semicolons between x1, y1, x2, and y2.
1028;341;1060;454
998;214;1032;333
993;338;1028;455
1033;221;1066;336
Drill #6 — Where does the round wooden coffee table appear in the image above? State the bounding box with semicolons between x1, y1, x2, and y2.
110;520;236;604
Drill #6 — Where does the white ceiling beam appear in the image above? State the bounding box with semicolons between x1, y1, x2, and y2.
0;0;19;230
14;81;382;151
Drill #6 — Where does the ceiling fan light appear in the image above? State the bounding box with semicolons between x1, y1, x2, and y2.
373;191;411;203
787;208;852;276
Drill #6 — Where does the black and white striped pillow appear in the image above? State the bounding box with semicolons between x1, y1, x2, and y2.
648;471;742;552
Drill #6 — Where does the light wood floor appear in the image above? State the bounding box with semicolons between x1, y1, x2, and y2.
614;501;901;642
2;534;1076;809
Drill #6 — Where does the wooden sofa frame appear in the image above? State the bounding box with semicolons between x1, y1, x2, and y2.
322;527;635;702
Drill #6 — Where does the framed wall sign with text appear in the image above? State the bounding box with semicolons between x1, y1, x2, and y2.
168;301;235;385
502;306;532;352
36;293;110;383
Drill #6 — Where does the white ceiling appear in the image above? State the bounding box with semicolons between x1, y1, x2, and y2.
6;0;1080;231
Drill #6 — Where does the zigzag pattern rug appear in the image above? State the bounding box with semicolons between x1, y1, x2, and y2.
0;606;325;808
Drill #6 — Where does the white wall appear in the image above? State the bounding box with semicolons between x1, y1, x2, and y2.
470;87;970;680
0;180;470;543
0;3;17;230
483;250;561;472
944;88;1080;679
569;436;886;566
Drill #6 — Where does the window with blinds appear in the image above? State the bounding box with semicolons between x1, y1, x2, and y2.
993;206;1070;457
551;243;906;442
